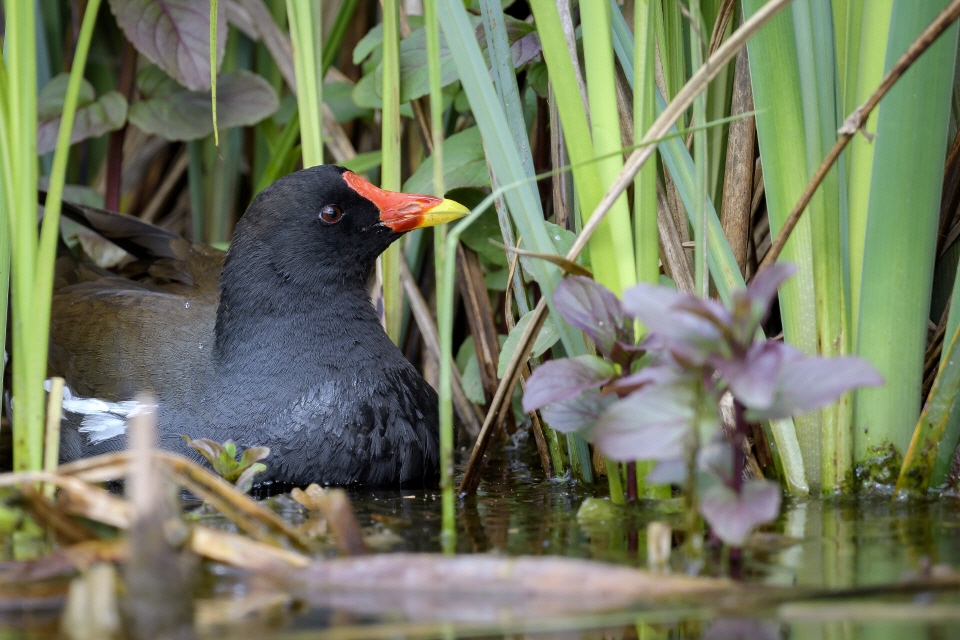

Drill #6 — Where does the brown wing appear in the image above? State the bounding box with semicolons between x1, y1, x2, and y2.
49;196;224;400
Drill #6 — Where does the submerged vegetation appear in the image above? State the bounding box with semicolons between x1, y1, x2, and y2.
2;0;960;631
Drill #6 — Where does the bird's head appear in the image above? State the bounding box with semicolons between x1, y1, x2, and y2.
225;165;469;291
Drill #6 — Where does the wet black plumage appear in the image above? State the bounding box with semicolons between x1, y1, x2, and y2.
50;165;467;487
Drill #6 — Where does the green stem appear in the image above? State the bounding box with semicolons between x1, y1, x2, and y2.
285;0;323;167
381;0;402;343
32;0;104;471
425;0;455;551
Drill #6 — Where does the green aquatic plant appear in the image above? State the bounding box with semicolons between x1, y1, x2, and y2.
184;437;269;493
523;264;883;546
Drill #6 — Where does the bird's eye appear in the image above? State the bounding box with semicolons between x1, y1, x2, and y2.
319;205;343;224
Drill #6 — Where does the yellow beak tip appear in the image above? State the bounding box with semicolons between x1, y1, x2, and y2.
417;198;470;228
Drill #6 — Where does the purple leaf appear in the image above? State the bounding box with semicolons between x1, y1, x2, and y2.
699;479;781;546
129;68;279;141
523;355;616;412
622;284;727;364
541;390;614;434
108;0;227;91
553;276;631;358
510;30;542;67
183;436;219;464
591;382;707;461
747;353;884;421
697;441;733;484
605;364;683;397
37;75;128;154
712;341;785;409
744;262;796;319
729;262;796;342
647;459;687;484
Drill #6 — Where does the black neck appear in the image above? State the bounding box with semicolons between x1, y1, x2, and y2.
213;260;382;369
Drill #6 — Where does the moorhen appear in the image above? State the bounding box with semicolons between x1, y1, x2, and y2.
49;165;468;487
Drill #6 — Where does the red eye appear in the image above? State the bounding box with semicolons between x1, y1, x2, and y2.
320;205;343;224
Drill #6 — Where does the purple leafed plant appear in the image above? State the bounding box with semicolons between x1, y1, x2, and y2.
524;264;883;546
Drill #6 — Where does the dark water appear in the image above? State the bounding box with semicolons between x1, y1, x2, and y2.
202;440;960;639
5;439;960;639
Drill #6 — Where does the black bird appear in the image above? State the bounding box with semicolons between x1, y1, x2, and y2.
49;165;468;487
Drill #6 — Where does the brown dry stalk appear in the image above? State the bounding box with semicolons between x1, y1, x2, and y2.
756;0;960;273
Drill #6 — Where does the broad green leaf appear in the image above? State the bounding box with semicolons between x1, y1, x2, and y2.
353;23;385;64
519;221;578;279
350;72;414;117
37;74;127;154
404;127;491;194
108;0;227;91
461;353;486;404
341;151;383;175
37;74;96;118
460;208;510;268
324;81;373;123
129;68;279;141
498;310;560;378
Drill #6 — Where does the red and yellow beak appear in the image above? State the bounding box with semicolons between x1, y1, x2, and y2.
343;171;469;233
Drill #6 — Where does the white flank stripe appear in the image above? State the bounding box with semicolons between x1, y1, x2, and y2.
46;381;155;445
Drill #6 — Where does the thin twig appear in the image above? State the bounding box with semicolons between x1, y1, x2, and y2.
756;0;960;274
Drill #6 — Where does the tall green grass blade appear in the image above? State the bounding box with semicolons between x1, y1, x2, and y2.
478;0;534;319
854;0;958;475
210;0;219;146
0;49;10;419
632;0;666;499
4;0;41;472
285;0;323;167
380;0;402;344
897;318;960;493
656;0;687;102
633;0;658;289
480;0;537;190
529;0;625;297
323;0;361;72
424;0;455;551
581;0;636;295
581;0;637;500
610;3;739;304
791;0;850;492
13;0;102;472
254;111;301;196
437;0;593;481
846;0;893;333
933;262;960;485
205;127;242;243
689;0;708;299
743;0;822;491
